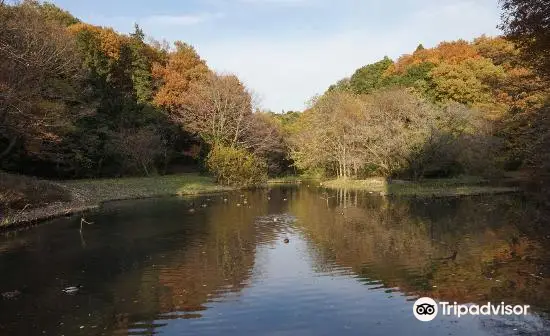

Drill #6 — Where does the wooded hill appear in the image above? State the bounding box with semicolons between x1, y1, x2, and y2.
1;0;549;188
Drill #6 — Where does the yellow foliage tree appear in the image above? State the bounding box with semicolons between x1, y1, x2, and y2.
430;58;506;118
68;23;122;60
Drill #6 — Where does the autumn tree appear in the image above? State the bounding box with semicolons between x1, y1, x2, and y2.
357;89;439;177
430;58;506;117
291;88;501;179
290;92;361;178
206;145;267;186
291;89;437;178
170;73;254;147
108;127;164;176
243;113;289;175
30;0;80;26
500;0;550;78
498;0;550;180
389;40;479;74
153;42;209;110
0;2;84;163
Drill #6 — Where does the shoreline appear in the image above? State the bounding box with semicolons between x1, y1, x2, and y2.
2;175;524;232
1;174;234;232
321;177;521;197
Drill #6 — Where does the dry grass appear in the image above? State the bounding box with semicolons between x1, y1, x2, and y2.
0;172;71;210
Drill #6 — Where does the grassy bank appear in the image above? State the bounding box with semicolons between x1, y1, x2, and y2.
267;176;303;184
1;173;232;229
64;174;231;203
322;177;520;197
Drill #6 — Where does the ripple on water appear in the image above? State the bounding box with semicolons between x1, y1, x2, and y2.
0;189;549;336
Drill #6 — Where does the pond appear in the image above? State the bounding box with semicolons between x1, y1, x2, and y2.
0;185;549;335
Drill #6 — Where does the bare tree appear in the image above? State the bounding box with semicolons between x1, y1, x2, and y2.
108;127;163;176
171;73;254;147
0;3;83;161
291;89;440;178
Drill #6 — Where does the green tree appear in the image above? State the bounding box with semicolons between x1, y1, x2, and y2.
388;62;436;99
130;24;153;104
349;57;393;94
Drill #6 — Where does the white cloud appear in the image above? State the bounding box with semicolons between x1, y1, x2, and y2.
197;0;501;112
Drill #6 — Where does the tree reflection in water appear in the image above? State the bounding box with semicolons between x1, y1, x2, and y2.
291;187;550;316
0;186;549;335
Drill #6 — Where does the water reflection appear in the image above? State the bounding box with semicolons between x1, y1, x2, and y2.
0;186;549;335
297;189;549;307
292;187;550;334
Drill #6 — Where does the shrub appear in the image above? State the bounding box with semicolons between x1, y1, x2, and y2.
0;171;71;211
206;145;267;187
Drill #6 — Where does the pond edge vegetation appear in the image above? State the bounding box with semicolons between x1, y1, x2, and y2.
1;1;549;230
321;177;520;197
0;172;233;230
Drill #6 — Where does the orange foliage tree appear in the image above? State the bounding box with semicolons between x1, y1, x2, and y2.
152;42;210;111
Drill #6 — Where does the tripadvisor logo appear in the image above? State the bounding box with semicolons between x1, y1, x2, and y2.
413;297;438;322
413;297;530;322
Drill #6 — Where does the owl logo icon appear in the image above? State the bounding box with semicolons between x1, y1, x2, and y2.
413;297;438;322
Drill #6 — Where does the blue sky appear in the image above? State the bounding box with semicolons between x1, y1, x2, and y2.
49;0;502;112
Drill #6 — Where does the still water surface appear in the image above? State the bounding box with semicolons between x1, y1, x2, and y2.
0;185;549;335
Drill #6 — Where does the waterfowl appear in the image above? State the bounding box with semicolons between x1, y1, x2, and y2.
283;238;290;244
201;203;208;208
188;208;196;213
62;285;81;294
79;217;93;231
1;290;21;300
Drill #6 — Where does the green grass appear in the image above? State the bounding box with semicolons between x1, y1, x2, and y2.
322;177;387;190
62;174;232;203
1;173;233;228
323;176;519;197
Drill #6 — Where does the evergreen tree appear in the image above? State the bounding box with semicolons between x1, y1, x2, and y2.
130;24;153;104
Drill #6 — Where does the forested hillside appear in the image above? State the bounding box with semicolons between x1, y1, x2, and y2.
0;1;288;184
290;2;550;181
1;0;549;188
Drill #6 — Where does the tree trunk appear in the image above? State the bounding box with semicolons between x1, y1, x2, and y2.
142;162;149;176
0;136;17;161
